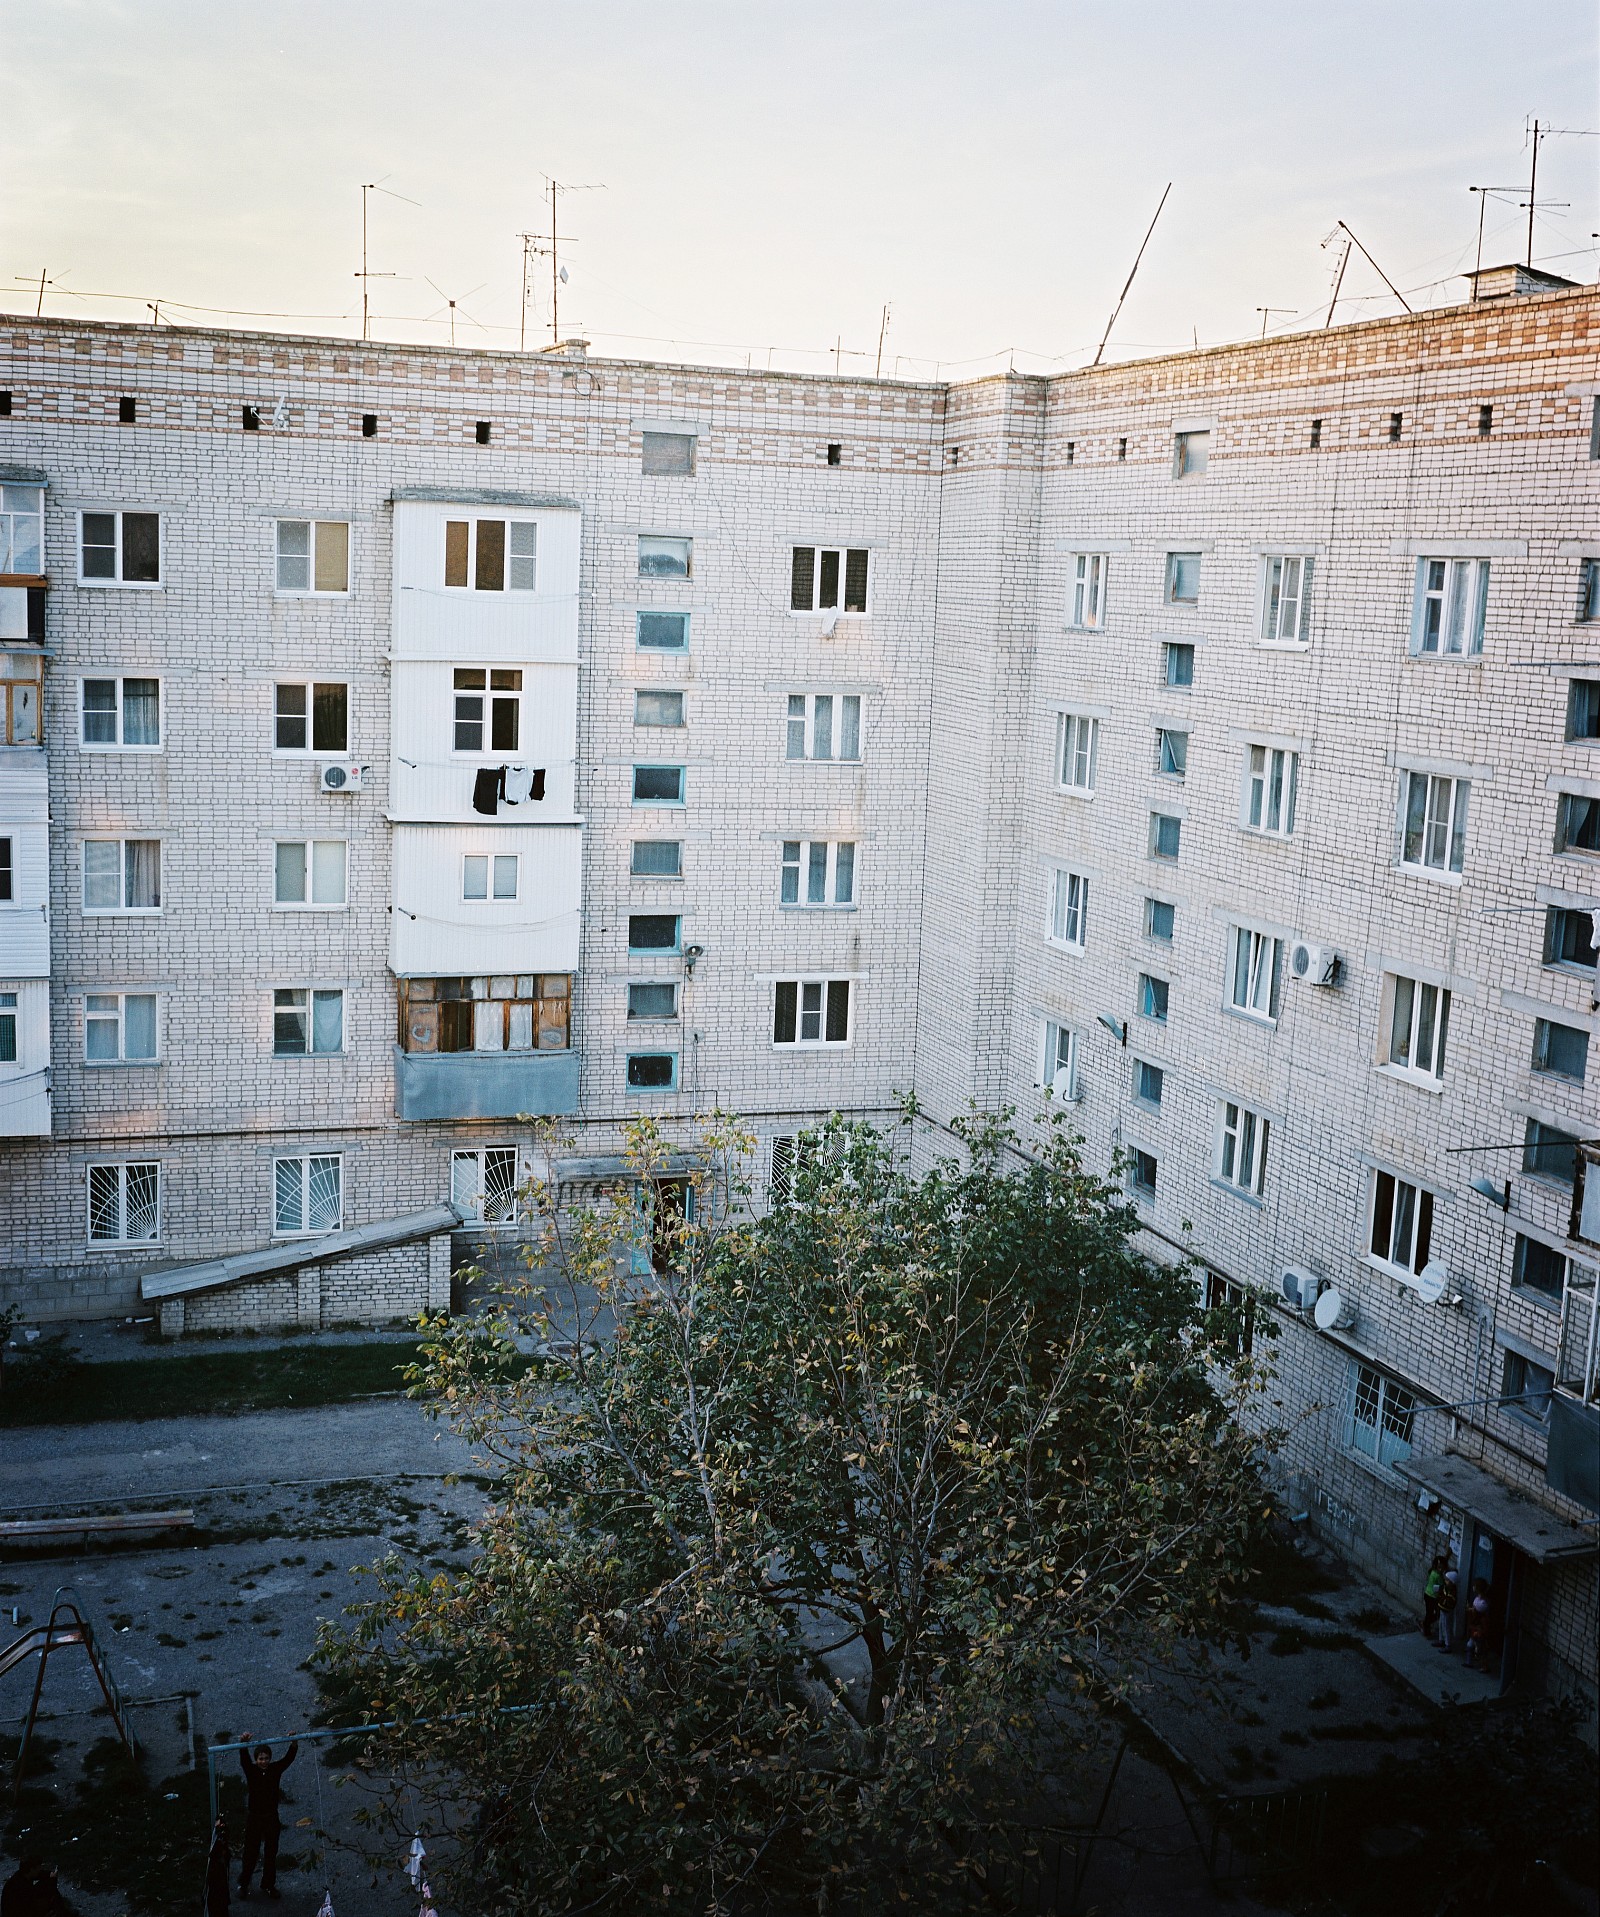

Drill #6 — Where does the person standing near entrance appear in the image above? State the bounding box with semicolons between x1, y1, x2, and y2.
1464;1579;1492;1670
237;1736;298;1900
1421;1552;1448;1637
1435;1568;1458;1650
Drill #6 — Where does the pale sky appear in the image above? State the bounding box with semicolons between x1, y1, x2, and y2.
2;1;1595;377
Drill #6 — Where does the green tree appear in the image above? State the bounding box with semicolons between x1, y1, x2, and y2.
317;1109;1276;1913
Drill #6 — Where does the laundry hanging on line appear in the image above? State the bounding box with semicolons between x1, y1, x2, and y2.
472;766;547;815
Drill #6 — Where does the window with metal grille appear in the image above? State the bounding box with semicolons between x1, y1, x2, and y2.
274;1155;343;1236
1347;1361;1415;1469
451;1147;522;1223
88;1162;160;1244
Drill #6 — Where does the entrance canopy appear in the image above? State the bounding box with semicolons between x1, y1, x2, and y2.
1396;1453;1597;1563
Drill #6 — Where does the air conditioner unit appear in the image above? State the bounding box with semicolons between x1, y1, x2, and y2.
1289;940;1342;987
319;763;367;793
1280;1265;1321;1312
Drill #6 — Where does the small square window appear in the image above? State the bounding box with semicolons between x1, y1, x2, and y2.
1165;552;1201;604
1130;1149;1158;1198
626;1052;677;1090
627;982;678;1020
635;690;685;728
1513;1234;1566;1299
1145;898;1175;941
1117;436;1127;461
639;536;692;579
1388;412;1403;442
1157;729;1188;778
628;913;680;952
1173;431;1210;478
642;432;696;476
1138;974;1169;1022
1149;813;1182;861
1544;906;1598;971
1567;679;1600;738
1478;403;1494;437
1134;1060;1164;1107
1164;643;1194;688
637;610;690;651
632;765;685;805
1524;1119;1579;1186
1533;1017;1587;1082
1310;418;1323;449
631;840;682;877
1501;1348;1554;1422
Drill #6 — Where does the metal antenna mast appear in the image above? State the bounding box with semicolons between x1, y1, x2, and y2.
1093;183;1171;368
355;181;415;341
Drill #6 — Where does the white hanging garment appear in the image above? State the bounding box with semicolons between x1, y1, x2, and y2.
317;1895;335;1917
503;765;534;804
405;1836;427;1888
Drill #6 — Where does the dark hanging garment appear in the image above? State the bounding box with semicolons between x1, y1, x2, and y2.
530;769;546;801
473;768;501;816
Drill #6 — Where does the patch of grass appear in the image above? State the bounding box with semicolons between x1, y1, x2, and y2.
1283;1594;1336;1621
0;1341;433;1426
1308;1687;1341;1711
1353;1605;1393;1632
1268;1626;1310;1656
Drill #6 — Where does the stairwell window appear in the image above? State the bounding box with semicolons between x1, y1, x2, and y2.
1262;556;1314;646
1401;772;1469;875
1524;1118;1580;1186
1164;643;1195;688
781;840;855;906
627;1052;678;1091
1411;559;1488;657
1512;1234;1567;1300
79;510;160;585
274;1154;343;1236
88;1162;161;1245
791;546;869;613
275;520;350;595
1068;554;1107;629
1149;813;1181;861
274;839;346;908
274;682;349;755
81;676;160;749
1145;898;1175;941
773;979;851;1048
273;988;344;1056
1130;1149;1159;1200
1368;1170;1433;1277
1173;431;1210;479
1229;927;1282;1023
641;431;696;476
451;1146;523;1224
632;765;686;805
1056;713;1099;793
786;693;861;761
83;839;161;913
627;982;678;1021
628;914;680;952
1134;1060;1164;1109
1380;976;1450;1083
1165;552;1202;605
1217;1100;1268;1196
638;535;692;579
1244;745;1298;837
1347;1361;1415;1471
1566;680;1600;740
1501;1349;1555;1424
1580;561;1600;624
1138;974;1170;1023
85;993;158;1063
1039;1020;1078;1098
1533;1017;1588;1083
637;611;689;651
635;690;685;728
631;840;682;878
1156;729;1188;779
1544;906;1598;972
1556;792;1600;858
445;519;537;591
1048;869;1088;950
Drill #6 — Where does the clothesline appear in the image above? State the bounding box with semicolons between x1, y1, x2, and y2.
393;904;579;932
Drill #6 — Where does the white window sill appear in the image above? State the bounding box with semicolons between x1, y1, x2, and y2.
771;1043;853;1053
86;1239;163;1253
788;611;869;620
1132;1097;1163;1116
79;745;164;755
1375;1064;1445;1095
1407;649;1485;664
1212;1179;1265;1208
82;909;163;918
1063;623;1104;636
1363;1253;1424;1284
1396;862;1464;888
1258;639;1311;654
1239;826;1294;844
1044;938;1087;958
779;904;857;914
75;579;164;592
270;1052;348;1061
84;1059;161;1069
1055;784;1096;800
274;591;351;602
273;751;355;761
272;905;349;914
1222;1006;1278;1031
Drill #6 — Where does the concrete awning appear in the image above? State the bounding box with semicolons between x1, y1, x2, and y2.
139;1204;461;1302
1396;1452;1598;1563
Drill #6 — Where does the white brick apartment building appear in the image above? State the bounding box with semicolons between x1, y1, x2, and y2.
1;265;1596;1710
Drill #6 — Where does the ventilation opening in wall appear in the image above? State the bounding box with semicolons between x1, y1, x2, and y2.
1478;403;1493;436
242;405;261;432
362;413;378;438
1387;411;1403;442
1117;436;1128;460
1065;441;1076;465
1310;417;1322;448
475;420;492;445
826;443;841;466
0;391;11;417
118;396;137;424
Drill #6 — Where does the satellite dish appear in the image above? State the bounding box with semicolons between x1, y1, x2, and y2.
1313;1285;1354;1330
1415;1260;1450;1304
559;265;569;283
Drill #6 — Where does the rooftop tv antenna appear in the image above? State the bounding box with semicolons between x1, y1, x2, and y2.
424;279;486;349
1321;221;1411;325
520;177;605;349
1092;183;1171;367
355;180;418;341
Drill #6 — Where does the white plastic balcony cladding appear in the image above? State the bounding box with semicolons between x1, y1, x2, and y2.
389;501;581;664
0;750;51;976
389;825;581;977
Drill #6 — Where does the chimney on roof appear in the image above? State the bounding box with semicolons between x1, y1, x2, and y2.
1467;262;1579;302
540;337;590;360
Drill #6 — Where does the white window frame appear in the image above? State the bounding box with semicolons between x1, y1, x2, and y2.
87;1161;162;1246
451;1145;525;1225
1067;553;1107;630
785;693;862;762
638;534;692;580
1260;555;1314;647
79;675;162;750
272;987;346;1056
452;667;522;756
273;680;351;756
1243;744;1298;838
274;519;351;597
82;838;162;915
1379;975;1450;1085
444;517;538;592
790;545;870;614
1228;926;1282;1024
772;978;853;1049
273;839;348;910
463;853;520;903
273;1153;344;1238
84;991;159;1064
77;509;162;588
0;484;44;574
1411;557;1488;657
1055;713;1099;794
1399;770;1469;878
1047;868;1089;951
1216;1100;1269;1197
780;840;856;908
1039;1019;1078;1098
1367;1168;1435;1278
1346;1360;1416;1472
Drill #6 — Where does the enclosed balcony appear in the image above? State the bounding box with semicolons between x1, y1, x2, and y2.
393;973;578;1120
